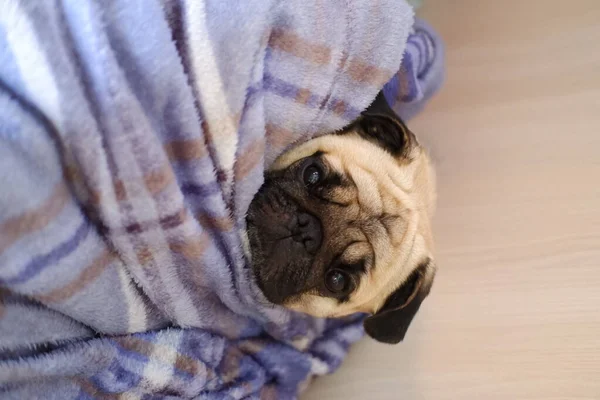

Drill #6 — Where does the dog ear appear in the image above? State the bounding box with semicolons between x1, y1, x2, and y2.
354;92;418;158
363;260;434;344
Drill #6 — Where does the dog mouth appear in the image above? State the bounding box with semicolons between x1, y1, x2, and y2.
247;186;322;251
246;184;322;304
246;186;296;235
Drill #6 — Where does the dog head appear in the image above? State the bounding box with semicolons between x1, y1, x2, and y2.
246;93;437;344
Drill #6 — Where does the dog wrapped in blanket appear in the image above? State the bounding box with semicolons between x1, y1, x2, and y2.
0;0;444;398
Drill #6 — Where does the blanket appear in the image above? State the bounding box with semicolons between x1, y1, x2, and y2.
0;0;444;398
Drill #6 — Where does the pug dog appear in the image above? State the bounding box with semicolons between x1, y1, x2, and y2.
246;92;437;344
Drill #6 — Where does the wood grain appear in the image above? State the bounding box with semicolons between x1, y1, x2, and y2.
303;1;600;399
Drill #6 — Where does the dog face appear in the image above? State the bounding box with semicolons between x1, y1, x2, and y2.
246;93;437;344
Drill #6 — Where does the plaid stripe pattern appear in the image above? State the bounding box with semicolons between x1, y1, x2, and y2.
0;0;443;398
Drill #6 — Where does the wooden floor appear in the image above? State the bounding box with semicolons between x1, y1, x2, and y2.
303;1;600;399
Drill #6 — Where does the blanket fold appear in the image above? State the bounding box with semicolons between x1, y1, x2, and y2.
0;0;443;398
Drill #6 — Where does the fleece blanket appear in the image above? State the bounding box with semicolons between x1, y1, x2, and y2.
0;0;444;398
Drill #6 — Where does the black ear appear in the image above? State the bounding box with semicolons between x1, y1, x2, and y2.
363;262;433;344
356;92;416;157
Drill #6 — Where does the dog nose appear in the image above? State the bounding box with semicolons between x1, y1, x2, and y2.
293;212;322;254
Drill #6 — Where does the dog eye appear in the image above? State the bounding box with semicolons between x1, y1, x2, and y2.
325;269;350;293
303;164;322;186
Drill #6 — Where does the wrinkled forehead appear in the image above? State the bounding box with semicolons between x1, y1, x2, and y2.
272;133;420;215
276;133;414;182
272;132;394;171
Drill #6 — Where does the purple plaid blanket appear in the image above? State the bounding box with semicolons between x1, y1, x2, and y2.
0;0;443;398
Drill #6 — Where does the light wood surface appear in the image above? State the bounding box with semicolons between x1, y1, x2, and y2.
303;1;600;399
